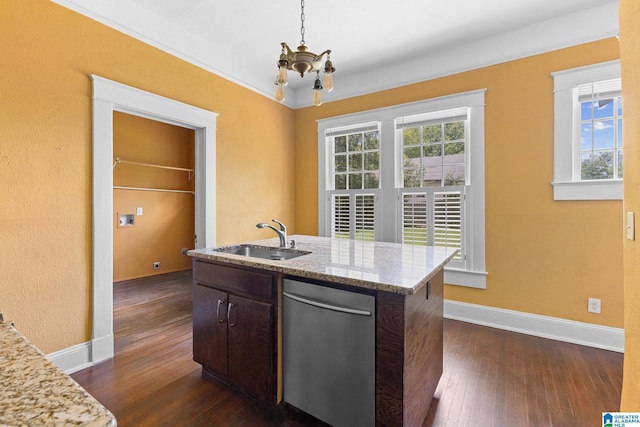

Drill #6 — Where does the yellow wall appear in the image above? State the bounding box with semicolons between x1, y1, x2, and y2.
620;0;640;410
0;0;626;359
113;112;195;282
295;39;624;327
0;1;295;353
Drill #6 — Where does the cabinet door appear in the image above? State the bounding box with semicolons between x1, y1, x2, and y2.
227;294;274;399
192;285;228;375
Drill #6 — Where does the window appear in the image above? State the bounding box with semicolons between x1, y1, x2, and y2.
552;60;622;200
318;90;487;288
327;124;380;241
578;80;623;180
397;108;468;267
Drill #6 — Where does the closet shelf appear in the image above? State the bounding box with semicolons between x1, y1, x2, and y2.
113;157;194;181
113;185;194;195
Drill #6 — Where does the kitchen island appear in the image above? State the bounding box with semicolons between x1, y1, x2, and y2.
188;235;457;427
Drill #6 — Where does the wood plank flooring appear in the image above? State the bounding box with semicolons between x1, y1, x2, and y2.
72;270;623;427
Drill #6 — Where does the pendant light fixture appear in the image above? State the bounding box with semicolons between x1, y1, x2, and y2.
275;0;334;106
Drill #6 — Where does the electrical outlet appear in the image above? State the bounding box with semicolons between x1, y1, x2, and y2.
153;262;160;270
588;298;601;314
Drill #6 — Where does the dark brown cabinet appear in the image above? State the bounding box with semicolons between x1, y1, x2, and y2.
192;260;276;400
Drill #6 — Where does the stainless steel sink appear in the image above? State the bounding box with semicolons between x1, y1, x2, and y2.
212;244;311;261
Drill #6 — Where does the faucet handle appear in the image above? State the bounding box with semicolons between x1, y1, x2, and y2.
271;219;286;232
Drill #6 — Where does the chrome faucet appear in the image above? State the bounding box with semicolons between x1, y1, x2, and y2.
256;219;288;248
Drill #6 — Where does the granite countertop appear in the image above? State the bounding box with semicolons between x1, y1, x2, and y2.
188;235;458;295
0;322;116;426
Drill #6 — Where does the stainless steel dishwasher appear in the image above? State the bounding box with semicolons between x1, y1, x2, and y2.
283;278;375;427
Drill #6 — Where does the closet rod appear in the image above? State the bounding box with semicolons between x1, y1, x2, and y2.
113;157;194;179
113;186;194;195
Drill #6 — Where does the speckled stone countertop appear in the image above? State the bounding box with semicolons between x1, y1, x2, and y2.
0;322;116;426
188;235;458;295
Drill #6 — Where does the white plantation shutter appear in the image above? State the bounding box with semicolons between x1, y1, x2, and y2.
401;187;464;265
577;78;621;102
434;190;463;261
331;195;350;238
402;193;428;245
331;193;378;240
355;194;376;241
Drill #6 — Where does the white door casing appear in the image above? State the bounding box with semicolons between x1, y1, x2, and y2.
91;75;217;363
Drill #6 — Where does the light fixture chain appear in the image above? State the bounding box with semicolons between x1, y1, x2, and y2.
300;0;305;45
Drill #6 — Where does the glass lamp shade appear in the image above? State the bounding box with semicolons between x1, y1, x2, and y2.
323;72;333;92
277;66;288;87
312;89;323;106
275;84;285;103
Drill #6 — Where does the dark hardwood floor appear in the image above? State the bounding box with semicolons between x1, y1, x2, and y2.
72;270;623;427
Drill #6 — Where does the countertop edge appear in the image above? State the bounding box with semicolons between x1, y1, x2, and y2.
188;236;458;295
0;322;117;427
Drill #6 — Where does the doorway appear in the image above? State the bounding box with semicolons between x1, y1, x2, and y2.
112;112;195;282
91;75;218;364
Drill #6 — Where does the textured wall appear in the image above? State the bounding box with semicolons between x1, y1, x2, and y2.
620;0;640;411
0;1;295;353
295;39;624;328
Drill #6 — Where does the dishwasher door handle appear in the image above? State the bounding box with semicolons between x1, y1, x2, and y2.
283;291;372;316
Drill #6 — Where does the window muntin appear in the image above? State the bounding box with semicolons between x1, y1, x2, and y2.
401;120;466;187
332;128;380;190
578;79;622;180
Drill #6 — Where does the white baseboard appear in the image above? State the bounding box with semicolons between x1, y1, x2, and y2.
47;334;114;375
47;341;94;374
444;299;624;353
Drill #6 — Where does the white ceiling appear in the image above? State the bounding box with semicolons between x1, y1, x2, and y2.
53;0;619;108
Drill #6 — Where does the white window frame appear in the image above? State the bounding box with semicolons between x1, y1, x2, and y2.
551;60;622;200
318;90;487;288
325;122;382;241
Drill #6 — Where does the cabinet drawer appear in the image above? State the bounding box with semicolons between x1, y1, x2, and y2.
193;260;274;300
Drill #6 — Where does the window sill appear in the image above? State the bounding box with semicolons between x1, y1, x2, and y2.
444;268;487;289
551;180;622;201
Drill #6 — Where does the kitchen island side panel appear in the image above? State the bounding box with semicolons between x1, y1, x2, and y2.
376;290;405;426
375;269;444;427
404;269;444;426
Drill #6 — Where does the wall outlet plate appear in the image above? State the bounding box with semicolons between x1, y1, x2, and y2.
588;298;601;314
153;262;160;270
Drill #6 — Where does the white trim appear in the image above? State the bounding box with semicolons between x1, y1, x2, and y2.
444;268;487;289
552;60;622;201
47;341;93;374
91;75;217;364
552;61;621;93
444;299;624;353
551;180;623;200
